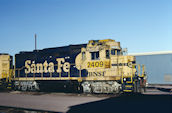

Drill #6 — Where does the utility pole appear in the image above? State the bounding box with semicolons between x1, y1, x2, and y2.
35;34;37;50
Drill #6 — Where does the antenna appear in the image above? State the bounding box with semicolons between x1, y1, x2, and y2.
35;34;37;50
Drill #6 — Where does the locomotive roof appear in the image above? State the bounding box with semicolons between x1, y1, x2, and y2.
0;53;10;55
16;39;119;55
17;44;87;55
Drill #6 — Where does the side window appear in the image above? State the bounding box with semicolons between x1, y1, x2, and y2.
82;52;86;60
117;50;121;55
106;50;110;59
91;52;99;60
111;49;115;55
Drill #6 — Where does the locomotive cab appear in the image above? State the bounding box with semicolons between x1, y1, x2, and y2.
76;39;136;78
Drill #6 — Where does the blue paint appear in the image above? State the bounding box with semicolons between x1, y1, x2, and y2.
15;44;87;78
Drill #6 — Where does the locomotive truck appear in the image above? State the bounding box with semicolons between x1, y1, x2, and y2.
0;39;147;93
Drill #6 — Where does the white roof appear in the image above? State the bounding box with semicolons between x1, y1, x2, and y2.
129;51;172;56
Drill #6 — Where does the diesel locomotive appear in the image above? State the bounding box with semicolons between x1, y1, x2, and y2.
0;39;147;93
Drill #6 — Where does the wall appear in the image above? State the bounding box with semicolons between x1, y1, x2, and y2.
135;53;172;84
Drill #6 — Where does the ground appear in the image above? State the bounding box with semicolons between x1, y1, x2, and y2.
0;88;172;113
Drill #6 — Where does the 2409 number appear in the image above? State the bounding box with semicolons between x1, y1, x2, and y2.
87;61;104;68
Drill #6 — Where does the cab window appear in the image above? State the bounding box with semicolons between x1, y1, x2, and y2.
106;50;110;59
82;52;86;60
111;49;121;55
91;51;99;60
117;50;121;55
111;49;115;55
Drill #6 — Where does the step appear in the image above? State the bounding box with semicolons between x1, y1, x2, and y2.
7;87;12;89
125;85;133;88
123;90;132;92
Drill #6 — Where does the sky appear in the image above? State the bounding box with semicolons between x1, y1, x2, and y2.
0;0;172;56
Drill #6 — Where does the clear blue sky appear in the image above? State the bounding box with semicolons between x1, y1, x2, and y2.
0;0;171;56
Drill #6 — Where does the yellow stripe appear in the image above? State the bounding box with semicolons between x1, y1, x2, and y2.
123;90;132;92
14;76;121;81
125;85;133;88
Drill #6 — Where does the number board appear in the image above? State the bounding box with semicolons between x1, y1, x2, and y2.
87;61;104;68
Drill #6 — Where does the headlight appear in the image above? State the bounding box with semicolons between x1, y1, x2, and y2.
123;78;126;81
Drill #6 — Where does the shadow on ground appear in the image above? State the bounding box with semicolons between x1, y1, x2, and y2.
67;94;172;113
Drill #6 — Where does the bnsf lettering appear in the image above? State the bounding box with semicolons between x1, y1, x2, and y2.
87;61;103;68
25;58;70;74
88;71;105;77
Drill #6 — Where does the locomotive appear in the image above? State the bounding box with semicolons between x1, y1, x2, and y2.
0;39;147;93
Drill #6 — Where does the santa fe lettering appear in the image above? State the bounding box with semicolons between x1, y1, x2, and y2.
25;58;70;74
